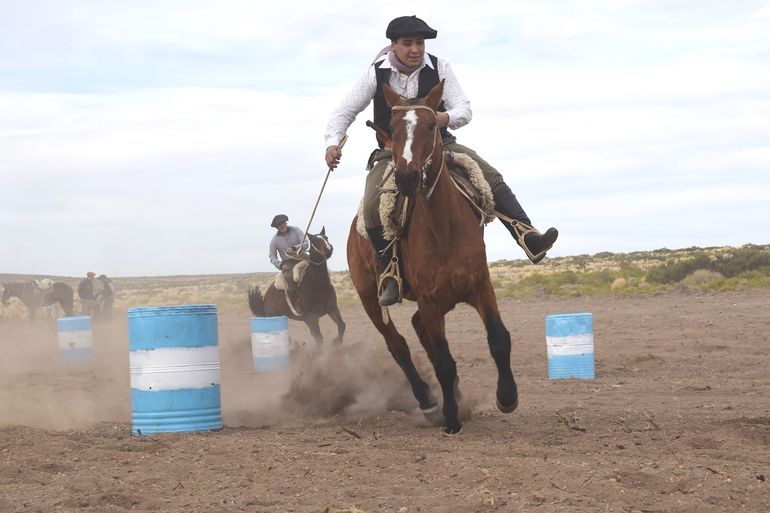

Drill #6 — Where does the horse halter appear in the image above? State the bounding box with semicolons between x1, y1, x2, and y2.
391;104;445;198
305;234;333;265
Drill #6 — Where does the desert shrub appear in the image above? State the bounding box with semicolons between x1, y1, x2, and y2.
516;269;616;296
718;246;770;277
708;270;770;291
619;264;646;279
681;270;725;289
611;277;627;290
647;245;770;284
647;251;713;284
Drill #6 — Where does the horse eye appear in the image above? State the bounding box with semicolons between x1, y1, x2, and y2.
387;126;394;134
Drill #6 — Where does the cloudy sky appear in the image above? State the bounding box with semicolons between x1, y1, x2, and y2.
2;1;768;277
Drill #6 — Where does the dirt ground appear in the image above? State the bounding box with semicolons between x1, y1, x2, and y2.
1;288;768;513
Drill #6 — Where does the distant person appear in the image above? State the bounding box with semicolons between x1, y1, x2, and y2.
95;274;117;321
268;214;309;309
77;272;95;316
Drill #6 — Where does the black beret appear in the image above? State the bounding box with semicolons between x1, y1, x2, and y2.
386;15;437;41
270;214;289;228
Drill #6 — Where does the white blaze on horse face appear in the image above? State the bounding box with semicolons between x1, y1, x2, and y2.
401;110;418;165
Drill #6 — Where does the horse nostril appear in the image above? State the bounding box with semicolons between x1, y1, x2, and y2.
396;170;421;196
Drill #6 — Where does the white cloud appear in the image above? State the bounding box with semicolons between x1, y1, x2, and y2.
1;0;769;275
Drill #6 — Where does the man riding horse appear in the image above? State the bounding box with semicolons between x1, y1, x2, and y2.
268;214;309;312
325;15;558;305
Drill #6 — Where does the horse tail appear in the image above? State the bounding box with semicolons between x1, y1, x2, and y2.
247;286;266;317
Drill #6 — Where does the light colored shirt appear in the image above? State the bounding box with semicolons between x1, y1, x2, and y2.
324;52;472;147
269;226;308;269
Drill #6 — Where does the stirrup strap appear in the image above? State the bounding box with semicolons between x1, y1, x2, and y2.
377;239;403;303
494;211;548;262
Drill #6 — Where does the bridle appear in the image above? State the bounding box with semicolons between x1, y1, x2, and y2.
292;234;332;266
391;104;445;199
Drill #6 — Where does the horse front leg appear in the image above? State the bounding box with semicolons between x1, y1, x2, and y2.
326;304;346;345
417;306;462;435
358;292;436;412
303;316;324;345
473;285;518;413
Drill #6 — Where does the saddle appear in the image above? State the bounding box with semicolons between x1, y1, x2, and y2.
273;260;309;291
356;150;496;241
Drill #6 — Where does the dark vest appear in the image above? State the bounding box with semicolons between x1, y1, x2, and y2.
372;53;449;149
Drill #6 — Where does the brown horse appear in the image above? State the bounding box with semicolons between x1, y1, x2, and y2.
346;81;518;435
248;228;345;345
1;281;75;322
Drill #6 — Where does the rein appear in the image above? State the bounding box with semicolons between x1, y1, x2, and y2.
390;105;445;199
287;237;331;266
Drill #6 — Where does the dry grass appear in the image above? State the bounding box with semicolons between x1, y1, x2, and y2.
2;244;768;320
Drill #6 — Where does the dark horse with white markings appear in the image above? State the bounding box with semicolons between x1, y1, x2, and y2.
1;281;75;322
346;81;518;435
248;228;345;345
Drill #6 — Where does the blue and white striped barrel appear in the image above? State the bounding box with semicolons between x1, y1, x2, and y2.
250;316;290;372
56;316;92;363
128;304;222;435
545;312;595;380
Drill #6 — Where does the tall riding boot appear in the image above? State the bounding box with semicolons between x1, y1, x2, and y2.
365;226;401;306
493;185;558;264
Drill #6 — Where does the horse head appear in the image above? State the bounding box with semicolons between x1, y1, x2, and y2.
307;227;334;263
384;80;445;198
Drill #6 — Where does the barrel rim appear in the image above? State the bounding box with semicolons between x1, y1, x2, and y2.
545;312;593;321
128;304;218;318
250;315;289;322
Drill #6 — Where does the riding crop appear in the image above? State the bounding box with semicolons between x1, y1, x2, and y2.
301;134;348;243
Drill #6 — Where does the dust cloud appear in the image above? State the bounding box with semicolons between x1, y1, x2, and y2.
0;317;130;430
2;312;480;432
220;315;441;428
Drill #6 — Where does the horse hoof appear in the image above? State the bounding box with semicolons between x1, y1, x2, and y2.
441;424;463;437
421;405;443;426
496;396;518;414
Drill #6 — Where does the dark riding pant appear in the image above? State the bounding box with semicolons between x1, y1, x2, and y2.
362;137;507;229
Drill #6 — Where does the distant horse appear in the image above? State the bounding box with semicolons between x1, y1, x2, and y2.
346;81;518;435
1;281;75;322
248;228;345;345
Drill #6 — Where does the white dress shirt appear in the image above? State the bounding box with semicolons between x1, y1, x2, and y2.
324;52;472;148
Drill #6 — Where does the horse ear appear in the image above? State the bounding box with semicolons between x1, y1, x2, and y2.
423;79;445;111
320;226;326;237
383;83;403;108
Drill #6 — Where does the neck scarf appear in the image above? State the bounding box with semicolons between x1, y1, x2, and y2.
388;50;420;74
372;45;421;74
